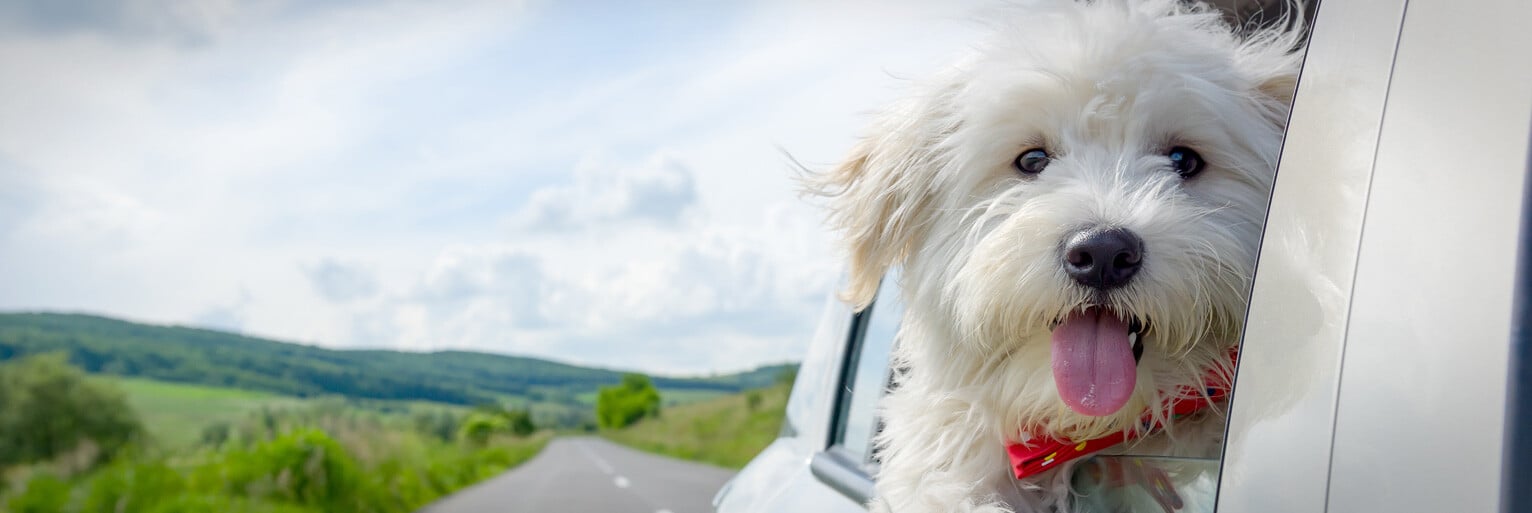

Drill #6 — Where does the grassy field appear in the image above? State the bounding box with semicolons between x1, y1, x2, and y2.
101;376;304;447
602;384;789;469
101;377;470;448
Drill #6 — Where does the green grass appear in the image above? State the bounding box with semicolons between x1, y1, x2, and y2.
101;377;484;449
601;384;789;469
100;377;302;448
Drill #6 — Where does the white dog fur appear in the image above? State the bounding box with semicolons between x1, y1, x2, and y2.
806;1;1305;511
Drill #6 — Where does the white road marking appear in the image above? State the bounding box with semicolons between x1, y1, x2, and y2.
592;457;615;475
574;440;616;475
656;510;673;513
614;476;631;488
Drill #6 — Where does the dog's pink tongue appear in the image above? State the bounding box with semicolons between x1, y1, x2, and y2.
1051;307;1136;416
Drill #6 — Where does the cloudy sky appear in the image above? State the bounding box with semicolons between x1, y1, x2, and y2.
0;0;984;375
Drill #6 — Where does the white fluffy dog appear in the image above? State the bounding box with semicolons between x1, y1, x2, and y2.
807;1;1305;511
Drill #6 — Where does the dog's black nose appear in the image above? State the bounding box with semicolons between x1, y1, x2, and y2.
1062;227;1144;290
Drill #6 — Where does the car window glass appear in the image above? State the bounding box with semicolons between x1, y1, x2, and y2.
836;270;903;467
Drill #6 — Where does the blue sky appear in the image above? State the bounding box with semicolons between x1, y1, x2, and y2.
0;0;981;374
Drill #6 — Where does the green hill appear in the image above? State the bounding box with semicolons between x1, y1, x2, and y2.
0;312;796;414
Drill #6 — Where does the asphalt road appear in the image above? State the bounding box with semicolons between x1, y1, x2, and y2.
420;437;736;513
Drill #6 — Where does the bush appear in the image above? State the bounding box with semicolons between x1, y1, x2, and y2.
411;410;460;443
201;422;233;448
218;429;365;509
457;413;509;446
144;495;318;513
456;406;534;445
7;474;72;513
595;374;661;429
0;353;145;467
746;391;763;411
505;409;535;437
80;459;186;513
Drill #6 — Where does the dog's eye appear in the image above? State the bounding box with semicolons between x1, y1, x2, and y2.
1014;149;1050;175
1167;146;1204;178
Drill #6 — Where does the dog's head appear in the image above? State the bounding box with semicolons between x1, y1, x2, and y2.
809;0;1303;437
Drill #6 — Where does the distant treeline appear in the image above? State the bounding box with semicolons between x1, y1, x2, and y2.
0;313;796;406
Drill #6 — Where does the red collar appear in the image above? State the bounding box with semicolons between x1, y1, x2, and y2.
1005;349;1238;480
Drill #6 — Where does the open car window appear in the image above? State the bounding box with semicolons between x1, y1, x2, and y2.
834;272;903;470
810;271;904;503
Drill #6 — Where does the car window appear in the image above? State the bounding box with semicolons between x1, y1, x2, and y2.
833;270;904;469
1078;4;1329;513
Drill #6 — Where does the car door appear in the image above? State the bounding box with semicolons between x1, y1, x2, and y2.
713;277;900;513
1079;0;1532;511
1217;0;1532;511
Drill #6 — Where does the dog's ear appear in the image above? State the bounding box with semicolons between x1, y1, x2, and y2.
1238;13;1307;119
804;114;940;312
1230;40;1304;135
1254;67;1298;105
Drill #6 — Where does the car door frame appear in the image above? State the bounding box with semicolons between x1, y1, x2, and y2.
1217;1;1532;512
809;297;881;505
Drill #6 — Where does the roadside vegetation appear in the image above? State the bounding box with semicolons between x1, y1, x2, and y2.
0;354;549;513
602;375;792;469
0;313;802;509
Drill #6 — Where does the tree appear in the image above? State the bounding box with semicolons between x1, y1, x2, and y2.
457;405;536;445
595;373;661;429
0;353;144;467
505;408;536;437
458;412;510;446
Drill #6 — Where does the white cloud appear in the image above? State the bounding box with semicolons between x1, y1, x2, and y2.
416;247;544;323
511;153;698;232
546;216;832;332
302;258;379;303
0;0;534;326
0;0;988;374
192;286;252;333
320;162;837;372
0;0;254;44
0;162;44;236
